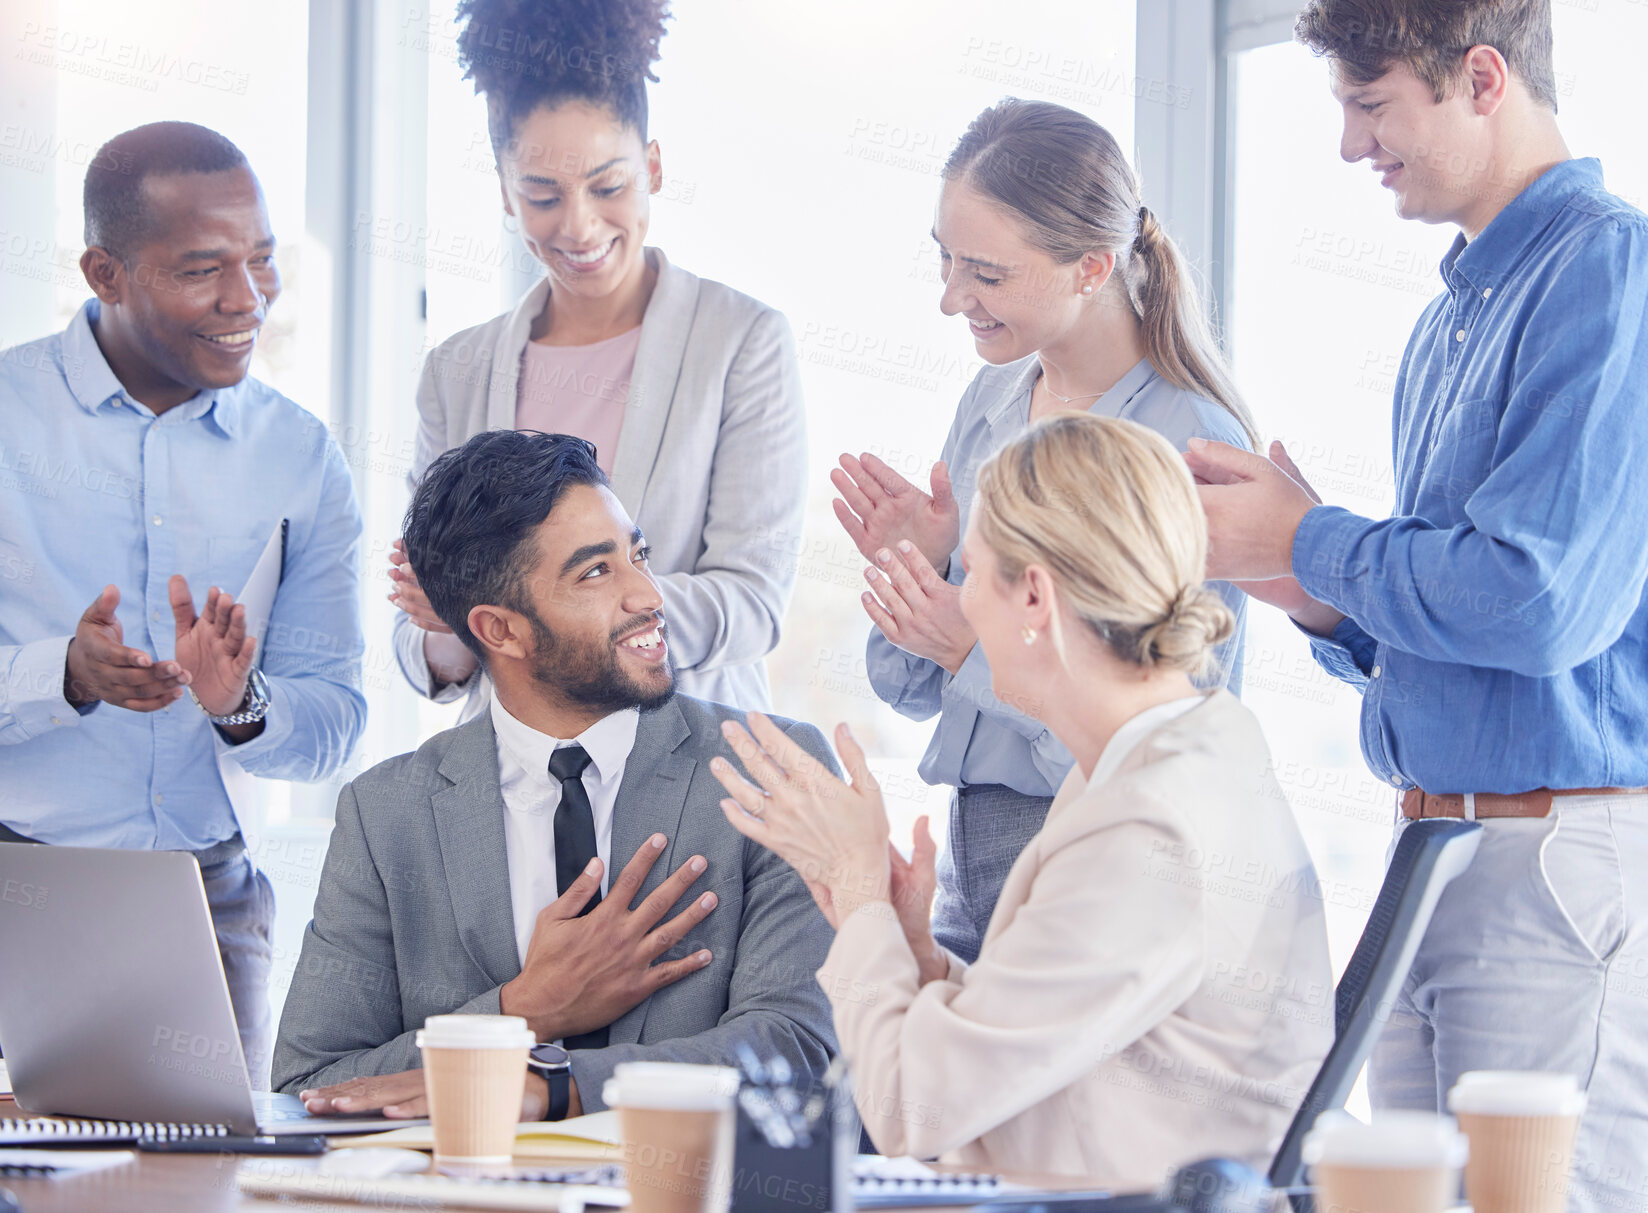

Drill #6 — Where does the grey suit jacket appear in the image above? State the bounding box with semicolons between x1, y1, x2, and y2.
393;247;805;715
271;695;839;1108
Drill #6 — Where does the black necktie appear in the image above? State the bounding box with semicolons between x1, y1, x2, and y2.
550;745;601;917
549;744;608;1050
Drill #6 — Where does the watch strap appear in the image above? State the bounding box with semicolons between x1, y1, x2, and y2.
544;1067;571;1121
193;668;271;726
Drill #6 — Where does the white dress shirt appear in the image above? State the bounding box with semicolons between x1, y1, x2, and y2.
489;698;640;966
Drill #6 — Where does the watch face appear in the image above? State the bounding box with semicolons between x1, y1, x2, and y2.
529;1043;570;1069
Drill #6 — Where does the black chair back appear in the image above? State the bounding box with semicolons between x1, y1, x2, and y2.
1266;818;1483;1211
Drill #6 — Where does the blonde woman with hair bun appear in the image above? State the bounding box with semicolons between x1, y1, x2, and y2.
711;413;1332;1185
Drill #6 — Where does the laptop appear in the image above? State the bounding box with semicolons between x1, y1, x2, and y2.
0;842;427;1136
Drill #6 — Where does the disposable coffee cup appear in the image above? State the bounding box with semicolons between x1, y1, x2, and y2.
604;1062;739;1213
415;1014;535;1172
1303;1110;1467;1213
1448;1070;1586;1213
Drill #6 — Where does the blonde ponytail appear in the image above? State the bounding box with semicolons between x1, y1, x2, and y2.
1126;207;1259;448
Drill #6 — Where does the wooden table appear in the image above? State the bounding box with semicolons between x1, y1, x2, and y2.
1;1097;1081;1212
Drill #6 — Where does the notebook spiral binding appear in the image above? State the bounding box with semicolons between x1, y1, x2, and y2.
0;1116;230;1145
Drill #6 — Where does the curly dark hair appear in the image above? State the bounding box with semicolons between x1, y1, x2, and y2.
455;0;672;154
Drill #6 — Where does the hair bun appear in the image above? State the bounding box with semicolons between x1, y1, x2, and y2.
1132;585;1234;671
456;0;671;148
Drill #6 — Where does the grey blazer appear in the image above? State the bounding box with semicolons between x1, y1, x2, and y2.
271;695;839;1108
393;247;805;716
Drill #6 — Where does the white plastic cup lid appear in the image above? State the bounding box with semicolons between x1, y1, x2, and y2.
1448;1070;1587;1117
415;1014;536;1050
603;1062;739;1111
1303;1110;1469;1170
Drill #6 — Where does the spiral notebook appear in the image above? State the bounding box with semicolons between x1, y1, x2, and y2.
852;1155;1019;1208
0;1116;230;1146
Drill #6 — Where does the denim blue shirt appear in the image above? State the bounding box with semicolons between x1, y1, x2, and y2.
1294;159;1648;794
867;355;1250;797
0;300;367;848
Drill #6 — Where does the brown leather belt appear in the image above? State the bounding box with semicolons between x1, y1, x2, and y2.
1401;787;1648;820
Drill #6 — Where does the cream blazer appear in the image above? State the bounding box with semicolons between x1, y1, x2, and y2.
393;247;805;715
821;691;1333;1188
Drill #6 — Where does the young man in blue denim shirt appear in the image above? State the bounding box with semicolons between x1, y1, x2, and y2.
1190;4;1648;1209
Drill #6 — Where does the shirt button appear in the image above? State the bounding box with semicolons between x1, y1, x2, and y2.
1390;775;1403;787
1482;288;1493;299
50;716;63;726
1455;329;1466;342
152;514;163;526
152;610;161;622
154;794;164;805
1371;665;1382;678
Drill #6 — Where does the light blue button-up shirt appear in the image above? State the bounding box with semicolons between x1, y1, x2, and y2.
867;355;1250;797
0;300;367;848
1295;159;1648;794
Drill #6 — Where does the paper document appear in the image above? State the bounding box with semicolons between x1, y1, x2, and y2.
237;519;287;663
331;1109;622;1160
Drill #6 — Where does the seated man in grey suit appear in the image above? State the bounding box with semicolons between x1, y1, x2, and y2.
272;429;837;1120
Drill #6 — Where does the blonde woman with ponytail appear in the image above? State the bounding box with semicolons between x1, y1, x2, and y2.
832;98;1257;964
713;414;1331;1183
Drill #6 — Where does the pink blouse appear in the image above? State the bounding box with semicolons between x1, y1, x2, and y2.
513;326;641;475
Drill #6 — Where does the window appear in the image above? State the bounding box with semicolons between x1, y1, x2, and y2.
1227;37;1438;974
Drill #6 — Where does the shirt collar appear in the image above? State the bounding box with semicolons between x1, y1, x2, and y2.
489;695;640;790
1442;157;1604;294
990;356;1160;427
61;298;240;437
62;299;126;415
1084;694;1207;790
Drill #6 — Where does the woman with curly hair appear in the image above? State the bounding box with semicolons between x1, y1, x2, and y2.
389;0;805;717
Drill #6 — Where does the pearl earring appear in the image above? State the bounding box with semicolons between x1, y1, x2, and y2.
1022;625;1037;645
1081;284;1094;295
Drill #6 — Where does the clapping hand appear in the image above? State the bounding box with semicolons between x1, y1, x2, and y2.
1184;439;1345;635
63;585;189;711
711;713;891;930
168;575;257;717
888;817;947;986
387;538;451;633
831;452;960;574
862;542;977;675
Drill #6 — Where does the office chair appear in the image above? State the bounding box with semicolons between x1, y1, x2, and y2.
975;821;1483;1213
1266;817;1483;1211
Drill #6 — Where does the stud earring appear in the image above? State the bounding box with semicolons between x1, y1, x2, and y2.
1022;625;1038;645
1081;283;1094;295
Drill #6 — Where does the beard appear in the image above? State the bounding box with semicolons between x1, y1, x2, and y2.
526;609;676;714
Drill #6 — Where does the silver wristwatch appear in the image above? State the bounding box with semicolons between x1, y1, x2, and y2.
191;667;272;726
